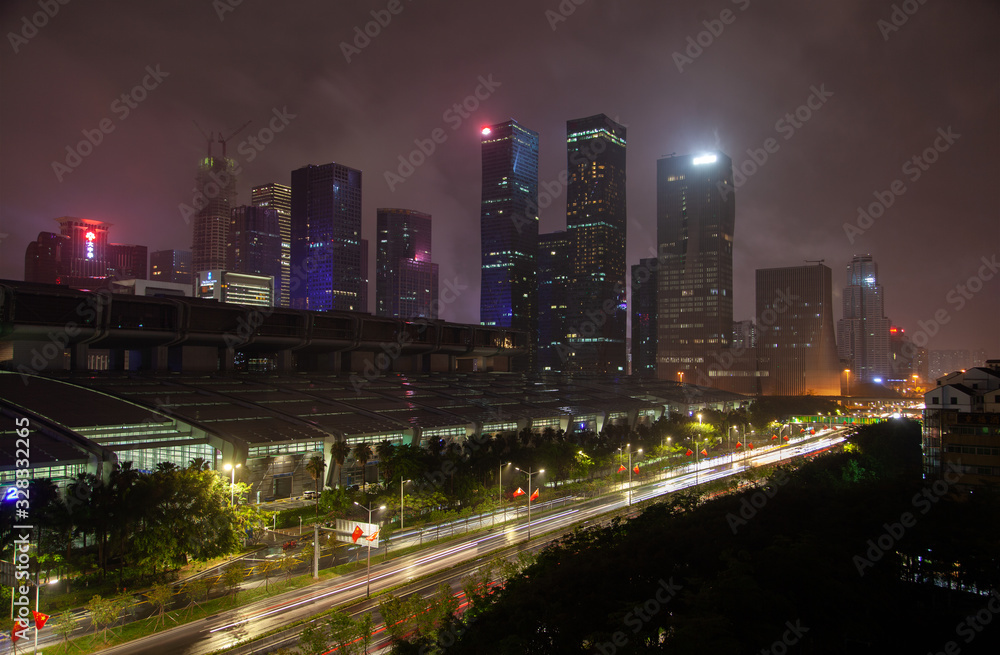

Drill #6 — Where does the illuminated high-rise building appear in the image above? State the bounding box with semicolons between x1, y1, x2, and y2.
837;254;892;382
538;231;571;372
376;209;438;319
564;114;627;374
251;182;291;307
290;163;363;312
150;249;192;285
756;264;841;396
655;152;735;384
107;244;147;280
191;153;238;273
24;232;68;284
479;119;539;371
228;206;282;299
631;257;659;377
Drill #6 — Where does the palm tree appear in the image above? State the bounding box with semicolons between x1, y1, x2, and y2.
330;440;351;488
353;442;373;492
376;440;396;482
188;457;210;471
155;462;180;473
305;455;326;515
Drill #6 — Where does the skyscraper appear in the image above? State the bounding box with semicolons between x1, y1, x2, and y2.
631;257;659;377
228;205;282;298
756;264;841;396
376;208;438;319
837;254;892;382
150;249;192;285
655;152;735;384
24;232;68;284
564;114;627;374
192;154;238;273
251;183;292;307
479;120;539;370
290;163;363;312
538;231;572;372
107;244;147;280
54;217;111;289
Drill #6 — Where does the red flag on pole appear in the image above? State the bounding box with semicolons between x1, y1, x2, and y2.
799;428;805;433
748;442;755;449
11;621;29;643
617;464;626;473
513;487;525;497
366;529;380;542
529;488;539;501
782;436;790;441
633;465;640;475
771;434;778;440
700;449;708;457
351;526;363;543
33;611;50;630
810;429;816;435
735;441;743;448
685;449;693;456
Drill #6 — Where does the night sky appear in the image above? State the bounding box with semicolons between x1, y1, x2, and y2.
1;0;997;355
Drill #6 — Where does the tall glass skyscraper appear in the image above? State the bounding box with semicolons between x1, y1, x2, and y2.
251;183;292;307
655;152;735;383
756;264;841;396
376;208;438;319
837;254;892;382
564;114;627;374
479;120;539;370
631;257;659;377
228;205;282;300
538;231;572;372
290;163;363;312
192;155;238;273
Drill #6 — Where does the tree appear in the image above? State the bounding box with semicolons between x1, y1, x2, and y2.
88;594;129;643
188;457;211;471
300;622;331;655
258;557;280;592
330;440;351;488
51;609;79;647
280;553;299;580
183;577;211;612
222;561;244;602
147;583;174;628
306;455;327;515
376;440;396;481
353;442;374;492
356;612;375;654
329;610;358;654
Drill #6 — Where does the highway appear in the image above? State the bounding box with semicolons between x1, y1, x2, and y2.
62;429;848;654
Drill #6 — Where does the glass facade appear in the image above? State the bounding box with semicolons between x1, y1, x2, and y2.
565;114;628;374
291;163;364;312
480;120;539;371
655;152;735;382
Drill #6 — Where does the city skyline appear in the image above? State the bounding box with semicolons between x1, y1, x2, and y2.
0;0;996;356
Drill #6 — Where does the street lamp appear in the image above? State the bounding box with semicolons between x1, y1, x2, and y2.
498;462;511;527
696;414;702;487
353;501;386;598
514;467;544;541
223;463;241;505
400;479;411;530
626;447;642;506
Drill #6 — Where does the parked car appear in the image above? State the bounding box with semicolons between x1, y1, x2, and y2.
303;490;319;500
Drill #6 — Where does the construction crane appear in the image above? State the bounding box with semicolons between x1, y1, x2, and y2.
192;120;251;158
219;120;251;158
